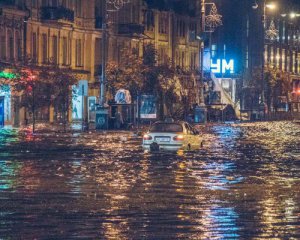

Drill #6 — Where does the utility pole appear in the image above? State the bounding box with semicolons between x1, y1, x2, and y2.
261;0;266;115
100;1;107;106
199;0;205;105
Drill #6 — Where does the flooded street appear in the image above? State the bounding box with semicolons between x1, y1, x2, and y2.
0;121;299;239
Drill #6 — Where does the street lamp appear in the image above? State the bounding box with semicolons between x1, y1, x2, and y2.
196;0;222;123
199;0;222;105
255;0;277;115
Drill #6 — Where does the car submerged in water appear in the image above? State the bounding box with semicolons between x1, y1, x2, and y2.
142;120;202;152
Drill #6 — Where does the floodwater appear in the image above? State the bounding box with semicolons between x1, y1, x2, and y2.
0;121;299;239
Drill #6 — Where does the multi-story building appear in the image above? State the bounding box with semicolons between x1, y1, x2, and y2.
0;0;202;126
209;0;300;119
0;0;27;126
237;0;300;114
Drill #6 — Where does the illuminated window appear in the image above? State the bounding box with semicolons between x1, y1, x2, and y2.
292;51;295;73
211;44;217;58
276;48;280;68
270;46;273;64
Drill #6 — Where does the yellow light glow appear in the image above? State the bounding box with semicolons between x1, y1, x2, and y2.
290;12;296;19
266;3;276;10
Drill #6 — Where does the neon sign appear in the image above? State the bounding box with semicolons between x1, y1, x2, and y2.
211;59;234;74
0;72;16;79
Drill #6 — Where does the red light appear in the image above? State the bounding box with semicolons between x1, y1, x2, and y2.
143;134;152;140
173;135;184;141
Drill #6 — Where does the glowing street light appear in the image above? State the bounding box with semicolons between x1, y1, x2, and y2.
253;0;277;115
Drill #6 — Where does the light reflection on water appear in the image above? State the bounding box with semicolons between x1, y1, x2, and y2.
0;121;299;239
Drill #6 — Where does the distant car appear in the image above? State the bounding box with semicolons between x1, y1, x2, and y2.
142;121;202;151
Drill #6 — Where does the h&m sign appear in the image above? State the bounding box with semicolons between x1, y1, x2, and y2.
211;59;234;74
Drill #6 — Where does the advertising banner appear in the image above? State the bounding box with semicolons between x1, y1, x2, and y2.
140;95;157;119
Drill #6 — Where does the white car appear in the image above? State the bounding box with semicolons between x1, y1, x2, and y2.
142;121;202;151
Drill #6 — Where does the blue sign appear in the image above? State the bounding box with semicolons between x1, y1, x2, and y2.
211;59;235;74
0;97;4;127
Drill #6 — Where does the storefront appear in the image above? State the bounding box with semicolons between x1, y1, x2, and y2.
0;85;11;127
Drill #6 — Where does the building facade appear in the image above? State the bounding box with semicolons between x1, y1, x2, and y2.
0;0;27;126
0;0;202;126
208;0;300;118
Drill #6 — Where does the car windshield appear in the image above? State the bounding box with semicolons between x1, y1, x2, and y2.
150;123;183;133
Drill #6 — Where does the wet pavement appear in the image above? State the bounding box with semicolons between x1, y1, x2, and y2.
0;121;299;239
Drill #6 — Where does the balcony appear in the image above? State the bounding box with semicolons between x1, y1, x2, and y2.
118;23;145;36
41;6;74;22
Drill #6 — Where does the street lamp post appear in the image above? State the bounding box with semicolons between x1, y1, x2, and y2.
258;0;277;116
100;1;107;107
99;0;130;106
199;0;205;106
96;0;130;130
261;0;267;114
197;0;222;123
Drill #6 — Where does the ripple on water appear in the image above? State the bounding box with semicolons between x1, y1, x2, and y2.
0;122;299;239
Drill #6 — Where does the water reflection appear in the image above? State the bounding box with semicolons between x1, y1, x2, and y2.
0;122;299;239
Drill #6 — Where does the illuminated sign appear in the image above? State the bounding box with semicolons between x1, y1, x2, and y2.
211;59;234;74
0;72;16;79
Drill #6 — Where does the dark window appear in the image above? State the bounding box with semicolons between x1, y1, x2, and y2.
42;0;48;6
32;33;37;62
0;35;6;60
62;37;67;65
76;39;83;66
76;0;82;17
150;123;183;133
17;37;22;61
52;35;57;64
9;36;14;61
42;33;48;63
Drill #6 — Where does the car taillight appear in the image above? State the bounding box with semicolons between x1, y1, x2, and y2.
173;135;184;141
143;134;152;140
